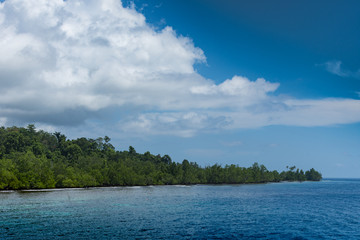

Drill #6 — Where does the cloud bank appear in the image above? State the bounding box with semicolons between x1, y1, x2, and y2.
1;0;360;137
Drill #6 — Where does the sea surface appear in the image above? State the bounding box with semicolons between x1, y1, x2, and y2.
1;179;360;239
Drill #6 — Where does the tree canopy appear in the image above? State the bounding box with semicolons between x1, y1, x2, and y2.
0;125;322;190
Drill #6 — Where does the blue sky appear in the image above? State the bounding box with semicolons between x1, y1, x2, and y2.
129;0;360;98
0;0;359;177
126;0;360;177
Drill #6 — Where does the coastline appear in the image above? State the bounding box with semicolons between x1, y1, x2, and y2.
0;180;323;192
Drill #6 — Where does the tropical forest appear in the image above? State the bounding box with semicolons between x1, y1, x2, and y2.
0;125;322;190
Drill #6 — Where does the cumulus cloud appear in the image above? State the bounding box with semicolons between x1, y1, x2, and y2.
0;0;205;122
1;0;360;137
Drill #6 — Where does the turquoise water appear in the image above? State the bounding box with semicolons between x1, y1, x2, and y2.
1;179;360;239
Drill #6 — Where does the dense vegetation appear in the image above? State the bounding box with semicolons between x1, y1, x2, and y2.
0;125;322;190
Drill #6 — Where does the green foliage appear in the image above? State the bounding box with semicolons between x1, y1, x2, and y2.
305;168;322;181
0;125;322;190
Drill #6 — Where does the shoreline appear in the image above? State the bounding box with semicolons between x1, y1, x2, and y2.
0;180;323;192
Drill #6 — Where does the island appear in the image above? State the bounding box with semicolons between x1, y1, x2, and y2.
0;125;322;190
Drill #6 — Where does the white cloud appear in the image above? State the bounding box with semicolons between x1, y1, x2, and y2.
221;141;243;147
272;98;360;126
322;60;360;79
191;76;279;99
118;111;229;137
0;0;205;116
117;97;360;137
323;60;348;77
1;0;360;137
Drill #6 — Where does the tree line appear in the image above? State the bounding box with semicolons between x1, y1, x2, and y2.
0;125;322;190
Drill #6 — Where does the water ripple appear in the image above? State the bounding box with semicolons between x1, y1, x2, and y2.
1;180;360;239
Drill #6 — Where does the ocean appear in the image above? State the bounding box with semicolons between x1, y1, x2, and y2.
1;179;359;239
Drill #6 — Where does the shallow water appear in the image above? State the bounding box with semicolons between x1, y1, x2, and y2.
1;179;360;239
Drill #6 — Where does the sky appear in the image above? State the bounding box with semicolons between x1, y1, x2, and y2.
0;0;359;177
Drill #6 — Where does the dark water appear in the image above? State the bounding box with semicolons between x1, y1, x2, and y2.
1;179;360;239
